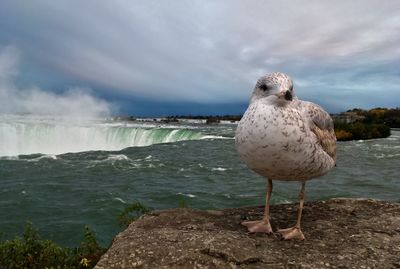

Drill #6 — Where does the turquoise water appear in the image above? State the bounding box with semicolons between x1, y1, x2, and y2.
0;118;399;246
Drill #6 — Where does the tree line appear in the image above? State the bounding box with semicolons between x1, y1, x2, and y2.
334;107;399;141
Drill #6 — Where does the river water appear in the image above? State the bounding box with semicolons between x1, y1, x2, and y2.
0;116;399;246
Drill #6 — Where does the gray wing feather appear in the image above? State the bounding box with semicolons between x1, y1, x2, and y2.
299;101;337;162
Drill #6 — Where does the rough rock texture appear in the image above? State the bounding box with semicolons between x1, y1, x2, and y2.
95;198;400;269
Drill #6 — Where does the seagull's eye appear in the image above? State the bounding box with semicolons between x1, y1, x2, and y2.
260;84;269;91
289;85;293;92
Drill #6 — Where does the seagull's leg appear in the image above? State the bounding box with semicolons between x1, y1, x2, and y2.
278;181;306;240
242;178;273;233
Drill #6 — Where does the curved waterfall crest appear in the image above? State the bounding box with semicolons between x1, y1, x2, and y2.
0;121;204;156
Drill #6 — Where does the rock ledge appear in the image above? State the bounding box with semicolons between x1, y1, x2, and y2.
95;198;400;268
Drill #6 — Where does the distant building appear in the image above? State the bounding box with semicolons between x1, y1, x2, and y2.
331;112;366;123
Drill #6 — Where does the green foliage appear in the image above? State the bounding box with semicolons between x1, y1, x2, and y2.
0;202;152;269
0;222;69;269
334;121;391;141
334;129;353;141
334;107;398;141
73;226;106;268
118;201;150;228
0;222;106;269
178;197;189;208
347;107;400;128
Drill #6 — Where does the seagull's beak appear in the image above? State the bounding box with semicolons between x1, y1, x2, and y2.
275;91;293;101
275;92;285;98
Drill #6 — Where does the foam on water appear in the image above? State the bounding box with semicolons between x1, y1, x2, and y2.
113;197;127;204
211;167;230;171
374;153;400;159
178;192;196;198
201;135;234;140
34;155;58;161
0;156;19;160
106;154;130;162
0;154;58;161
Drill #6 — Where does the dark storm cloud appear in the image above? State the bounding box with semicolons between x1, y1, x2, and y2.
0;0;399;113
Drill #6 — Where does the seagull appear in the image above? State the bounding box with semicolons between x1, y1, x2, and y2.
235;72;336;240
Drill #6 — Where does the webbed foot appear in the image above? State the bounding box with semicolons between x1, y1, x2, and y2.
278;226;305;240
241;219;273;234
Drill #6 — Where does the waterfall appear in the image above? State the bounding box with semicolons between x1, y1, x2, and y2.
0;120;204;156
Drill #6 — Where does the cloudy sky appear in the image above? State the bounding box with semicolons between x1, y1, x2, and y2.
0;0;399;116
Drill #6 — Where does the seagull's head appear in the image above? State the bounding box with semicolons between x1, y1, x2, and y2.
250;72;296;105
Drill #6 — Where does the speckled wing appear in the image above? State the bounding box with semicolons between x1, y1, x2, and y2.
299;101;337;163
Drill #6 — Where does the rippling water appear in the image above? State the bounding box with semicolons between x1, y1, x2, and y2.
0;117;399;246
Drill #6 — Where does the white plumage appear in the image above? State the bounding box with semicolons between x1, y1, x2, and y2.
235;72;336;240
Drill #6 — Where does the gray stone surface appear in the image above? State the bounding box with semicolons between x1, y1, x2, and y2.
95;198;400;269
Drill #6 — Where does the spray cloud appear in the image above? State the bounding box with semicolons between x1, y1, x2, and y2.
0;45;112;119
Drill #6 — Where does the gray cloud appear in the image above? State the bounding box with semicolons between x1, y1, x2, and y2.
0;0;399;112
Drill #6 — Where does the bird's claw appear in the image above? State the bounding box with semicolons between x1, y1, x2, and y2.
278;226;305;240
241;219;273;234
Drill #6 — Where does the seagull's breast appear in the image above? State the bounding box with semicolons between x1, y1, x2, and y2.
235;102;332;181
